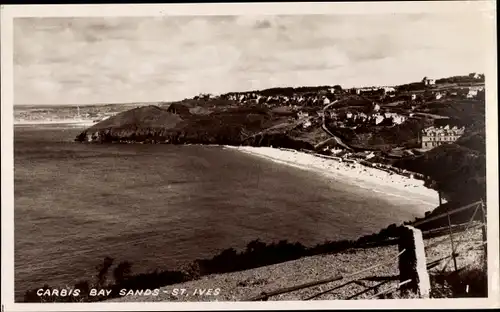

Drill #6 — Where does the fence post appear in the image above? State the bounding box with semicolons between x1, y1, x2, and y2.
398;225;431;298
443;196;458;272
480;200;487;266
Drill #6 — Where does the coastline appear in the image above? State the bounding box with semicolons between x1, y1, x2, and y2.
225;146;439;210
14;119;97;126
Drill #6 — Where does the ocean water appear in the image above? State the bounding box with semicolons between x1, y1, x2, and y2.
14;125;428;300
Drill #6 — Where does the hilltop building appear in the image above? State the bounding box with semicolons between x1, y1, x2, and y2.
469;72;483;80
420;125;465;150
422;77;436;86
467;90;478;99
382;86;396;97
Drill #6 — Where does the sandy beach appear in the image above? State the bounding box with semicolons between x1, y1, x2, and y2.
226;146;439;210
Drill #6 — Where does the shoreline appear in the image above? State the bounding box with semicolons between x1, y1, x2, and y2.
14;119;97;126
225;146;439;210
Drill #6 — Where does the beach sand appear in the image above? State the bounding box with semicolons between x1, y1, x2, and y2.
225;146;439;210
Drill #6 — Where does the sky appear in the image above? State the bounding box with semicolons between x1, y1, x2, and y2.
14;12;491;105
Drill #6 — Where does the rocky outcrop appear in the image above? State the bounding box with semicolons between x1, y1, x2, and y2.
75;104;315;150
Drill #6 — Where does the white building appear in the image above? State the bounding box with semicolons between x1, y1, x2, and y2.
374;114;385;125
421;125;465;150
422;77;436;86
466;90;479;98
392;115;406;125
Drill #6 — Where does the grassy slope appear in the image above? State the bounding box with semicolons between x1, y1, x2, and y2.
87;105;184;130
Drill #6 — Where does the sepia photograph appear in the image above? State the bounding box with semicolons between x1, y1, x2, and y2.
1;1;498;311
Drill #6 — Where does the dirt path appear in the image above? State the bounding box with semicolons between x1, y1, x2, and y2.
321;100;353;151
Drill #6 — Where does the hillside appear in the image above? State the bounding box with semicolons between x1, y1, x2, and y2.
75;103;319;149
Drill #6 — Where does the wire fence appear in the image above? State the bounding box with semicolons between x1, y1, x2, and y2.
244;200;487;301
417;200;486;274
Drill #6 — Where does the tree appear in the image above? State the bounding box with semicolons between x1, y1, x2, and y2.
333;85;343;93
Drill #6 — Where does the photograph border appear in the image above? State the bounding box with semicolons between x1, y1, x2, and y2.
1;2;498;310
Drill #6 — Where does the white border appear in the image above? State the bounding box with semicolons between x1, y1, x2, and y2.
1;2;498;311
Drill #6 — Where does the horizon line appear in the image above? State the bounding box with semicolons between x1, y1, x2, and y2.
14;71;485;107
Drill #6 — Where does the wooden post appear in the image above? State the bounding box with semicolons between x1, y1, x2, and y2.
398;225;431;298
480;200;487;265
442;190;458;272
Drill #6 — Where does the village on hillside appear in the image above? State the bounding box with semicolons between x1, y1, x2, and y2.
195;73;485;159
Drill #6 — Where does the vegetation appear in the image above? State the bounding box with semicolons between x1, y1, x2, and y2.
436;74;485;84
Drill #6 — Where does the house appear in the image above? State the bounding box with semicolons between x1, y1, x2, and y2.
383;87;396;96
323;97;331;105
374;114;385;125
435;92;443;100
411;94;417;100
373;103;381;112
469;72;482;79
358;87;385;97
358;112;368;121
392;115;406;125
420;125;466;150
346;112;353;119
469;86;485;92
466;89;479;98
422;77;436;86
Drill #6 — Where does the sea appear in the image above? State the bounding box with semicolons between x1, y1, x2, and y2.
14;124;429;300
